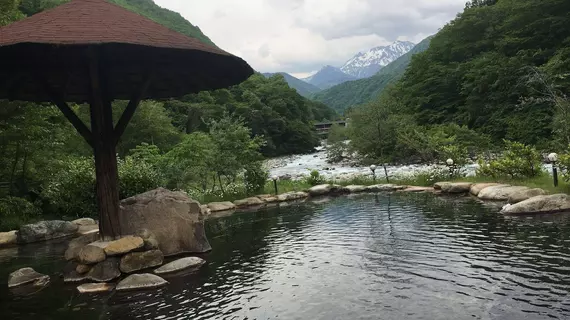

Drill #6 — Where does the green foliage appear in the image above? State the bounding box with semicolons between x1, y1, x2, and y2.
118;156;163;199
305;170;325;186
476;141;544;179
244;163;269;195
0;196;41;231
262;73;322;98
557;150;570;183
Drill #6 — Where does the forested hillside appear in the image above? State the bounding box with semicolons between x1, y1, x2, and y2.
262;72;322;98
347;0;570;164
312;37;432;114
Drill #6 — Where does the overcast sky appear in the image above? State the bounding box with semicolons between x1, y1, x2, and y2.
154;0;466;78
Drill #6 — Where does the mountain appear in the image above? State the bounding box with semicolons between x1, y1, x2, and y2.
302;66;357;90
262;72;321;97
340;40;415;79
312;37;433;113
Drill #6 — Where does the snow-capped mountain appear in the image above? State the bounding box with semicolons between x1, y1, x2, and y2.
340;40;415;79
301;65;357;90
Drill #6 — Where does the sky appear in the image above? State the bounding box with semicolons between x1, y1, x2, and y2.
154;0;466;78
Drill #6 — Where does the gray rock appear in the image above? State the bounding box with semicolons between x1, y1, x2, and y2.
77;224;99;236
116;273;168;292
8;267;50;288
508;188;548;204
441;182;472;194
233;197;265;208
77;283;115;294
478;185;530;201
401;186;435;193
366;184;406;192
135;229;160;250
118;188;211;256
64;262;87;283
308;184;335;196
277;191;309;202
104;236;144;256
0;230;17;247
434;182;451;190
257;194;279;203
120;250;164;273
343;185;368;193
77;245;106;264
76;264;91;274
18;220;78;244
470;183;506;196
64;232;102;261
71;218;97;226
501;194;570;215
154;257;206;275
207;201;236;213
87;257;121;282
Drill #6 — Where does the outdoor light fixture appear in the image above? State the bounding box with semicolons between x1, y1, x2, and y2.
548;153;559;187
446;158;455;178
370;165;377;183
271;176;279;195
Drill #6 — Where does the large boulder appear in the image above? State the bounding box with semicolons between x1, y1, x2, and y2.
434;182;451;190
207;201;236;213
116;274;168;292
8;267;50;288
154;257;206;275
470;183;505;196
366;184;406;192
508;188;547;204
104;236;144;256
71;218;97;226
478;185;529;201
277;191;309;202
233;197;265;208
118;188;211;256
501;194;570;215
257;194;280;203
77;245;106;265
0;230;17;247
87;257;121;282
308;184;335;196
343;185;368;193
440;182;472;194
120;250;164;273
17;220;78;244
64;232;101;261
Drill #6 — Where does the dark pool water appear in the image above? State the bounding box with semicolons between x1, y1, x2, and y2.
2;193;570;320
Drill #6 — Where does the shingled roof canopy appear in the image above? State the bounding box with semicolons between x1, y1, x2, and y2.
0;0;254;240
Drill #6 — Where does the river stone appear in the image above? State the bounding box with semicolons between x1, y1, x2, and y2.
0;230;18;247
8;267;50;288
76;264;92;274
277;191;309;202
120;250;164;273
257;194;279;203
77;283;115;294
104;236;144;256
207;202;236;213
116;273;168;292
234;197;265;208
470;183;506;196
64;232;101;261
78;245;106;264
441;182;472;194
478;185;530;201
87;257;121;282
508;188;548;204
118;188;211;256
501;194;570;215
366;184;406;192
402;186;435;193
343;185;368;193
72;218;97;226
154;257;206;275
308;184;335;196
17;220;78;244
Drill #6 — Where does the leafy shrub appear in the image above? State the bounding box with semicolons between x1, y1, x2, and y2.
557;150;570;182
393;166;452;186
0;196;41;231
244;163;268;195
327;141;347;163
305;170;325;186
118;156;163;199
476;140;543;179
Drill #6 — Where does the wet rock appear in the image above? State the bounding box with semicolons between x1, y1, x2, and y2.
470;183;505;196
120;250;164;274
63;262;87;283
77;283;115;294
154;256;206;275
478;185;530;201
257;194;279;203
118;188;211;256
116;274;168;292
233;197;265;208
87;257;121;282
402;186;435;193
441;182;472;194
433;182;450;190
8;267;50;288
0;230;17;247
76;264;91;274
17;220;78;244
343;185;367;193
207;201;236;213
71;218;97;226
277;191;309;202
78;245;106;264
104;236;144;256
508;188;547;204
501;194;570;215
64;232;101;261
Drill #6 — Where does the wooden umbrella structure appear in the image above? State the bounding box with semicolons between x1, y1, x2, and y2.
0;0;254;240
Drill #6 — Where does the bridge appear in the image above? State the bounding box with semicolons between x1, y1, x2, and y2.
314;120;348;135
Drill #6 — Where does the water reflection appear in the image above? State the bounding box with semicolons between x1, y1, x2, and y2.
2;194;570;319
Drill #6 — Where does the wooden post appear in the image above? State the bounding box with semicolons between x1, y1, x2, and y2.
88;49;121;240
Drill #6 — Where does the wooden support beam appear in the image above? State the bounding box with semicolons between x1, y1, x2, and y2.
114;73;152;145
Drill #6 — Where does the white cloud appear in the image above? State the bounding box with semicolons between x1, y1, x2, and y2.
154;0;465;75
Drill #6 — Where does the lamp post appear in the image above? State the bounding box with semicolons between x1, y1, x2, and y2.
370;165;377;183
446;158;455;178
548;153;559;187
271;176;279;195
